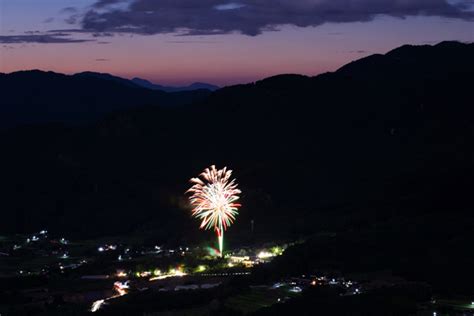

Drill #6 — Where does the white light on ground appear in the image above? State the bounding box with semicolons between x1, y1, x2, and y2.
91;299;106;312
289;286;302;293
257;251;274;259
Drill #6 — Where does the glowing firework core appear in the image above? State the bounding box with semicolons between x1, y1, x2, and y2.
187;165;241;257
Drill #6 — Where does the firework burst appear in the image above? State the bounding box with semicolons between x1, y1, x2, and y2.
187;165;241;257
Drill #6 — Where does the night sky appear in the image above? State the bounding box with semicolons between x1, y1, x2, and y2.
1;0;473;86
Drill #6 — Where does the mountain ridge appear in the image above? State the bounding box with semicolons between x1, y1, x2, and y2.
131;77;219;92
1;41;473;243
0;69;212;128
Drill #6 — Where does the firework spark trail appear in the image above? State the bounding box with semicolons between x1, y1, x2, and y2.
187;165;241;257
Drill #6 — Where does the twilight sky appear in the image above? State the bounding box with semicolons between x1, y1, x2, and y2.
1;0;473;86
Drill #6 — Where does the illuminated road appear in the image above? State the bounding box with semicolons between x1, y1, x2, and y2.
90;281;129;313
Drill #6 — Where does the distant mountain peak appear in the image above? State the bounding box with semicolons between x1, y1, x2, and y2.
131;77;219;92
74;71;139;88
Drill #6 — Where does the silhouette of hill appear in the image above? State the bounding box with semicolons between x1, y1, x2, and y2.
1;41;473;233
131;77;219;92
0;70;211;127
1;42;474;292
74;71;139;88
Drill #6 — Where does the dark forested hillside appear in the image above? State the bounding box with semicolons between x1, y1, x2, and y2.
1;41;473;248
